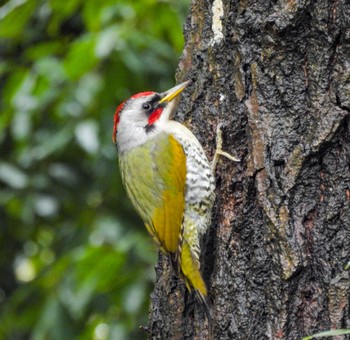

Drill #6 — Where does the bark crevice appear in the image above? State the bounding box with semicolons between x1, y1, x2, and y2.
149;1;350;339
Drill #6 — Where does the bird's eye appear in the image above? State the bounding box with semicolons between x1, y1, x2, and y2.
142;103;152;111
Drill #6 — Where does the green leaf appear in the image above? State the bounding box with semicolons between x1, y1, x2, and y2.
0;162;28;189
47;0;82;35
63;35;98;80
25;41;65;60
75;120;99;154
95;25;124;59
32;296;76;340
302;329;350;340
0;0;36;39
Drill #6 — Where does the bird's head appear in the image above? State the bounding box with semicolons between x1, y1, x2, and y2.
113;80;191;153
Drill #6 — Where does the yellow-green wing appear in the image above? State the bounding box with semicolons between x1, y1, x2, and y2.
119;133;186;254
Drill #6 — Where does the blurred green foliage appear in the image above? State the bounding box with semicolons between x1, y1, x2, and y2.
0;0;188;338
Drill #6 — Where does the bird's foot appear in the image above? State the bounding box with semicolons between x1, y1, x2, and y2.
211;123;240;173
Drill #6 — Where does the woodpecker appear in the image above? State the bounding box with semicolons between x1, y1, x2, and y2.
113;80;215;309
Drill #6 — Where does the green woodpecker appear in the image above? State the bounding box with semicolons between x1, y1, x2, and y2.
113;80;215;306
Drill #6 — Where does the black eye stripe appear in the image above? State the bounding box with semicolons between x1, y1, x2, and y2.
151;94;161;103
141;94;162;113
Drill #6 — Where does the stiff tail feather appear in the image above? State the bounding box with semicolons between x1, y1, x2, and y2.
195;289;213;340
180;241;213;339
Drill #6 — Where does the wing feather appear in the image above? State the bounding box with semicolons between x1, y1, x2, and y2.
150;134;186;253
119;133;186;254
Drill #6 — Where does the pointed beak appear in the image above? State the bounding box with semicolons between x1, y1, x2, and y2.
158;80;192;104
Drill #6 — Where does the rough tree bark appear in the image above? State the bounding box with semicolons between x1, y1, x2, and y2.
148;1;350;339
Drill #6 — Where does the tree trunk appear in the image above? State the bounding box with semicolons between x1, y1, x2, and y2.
148;1;350;339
